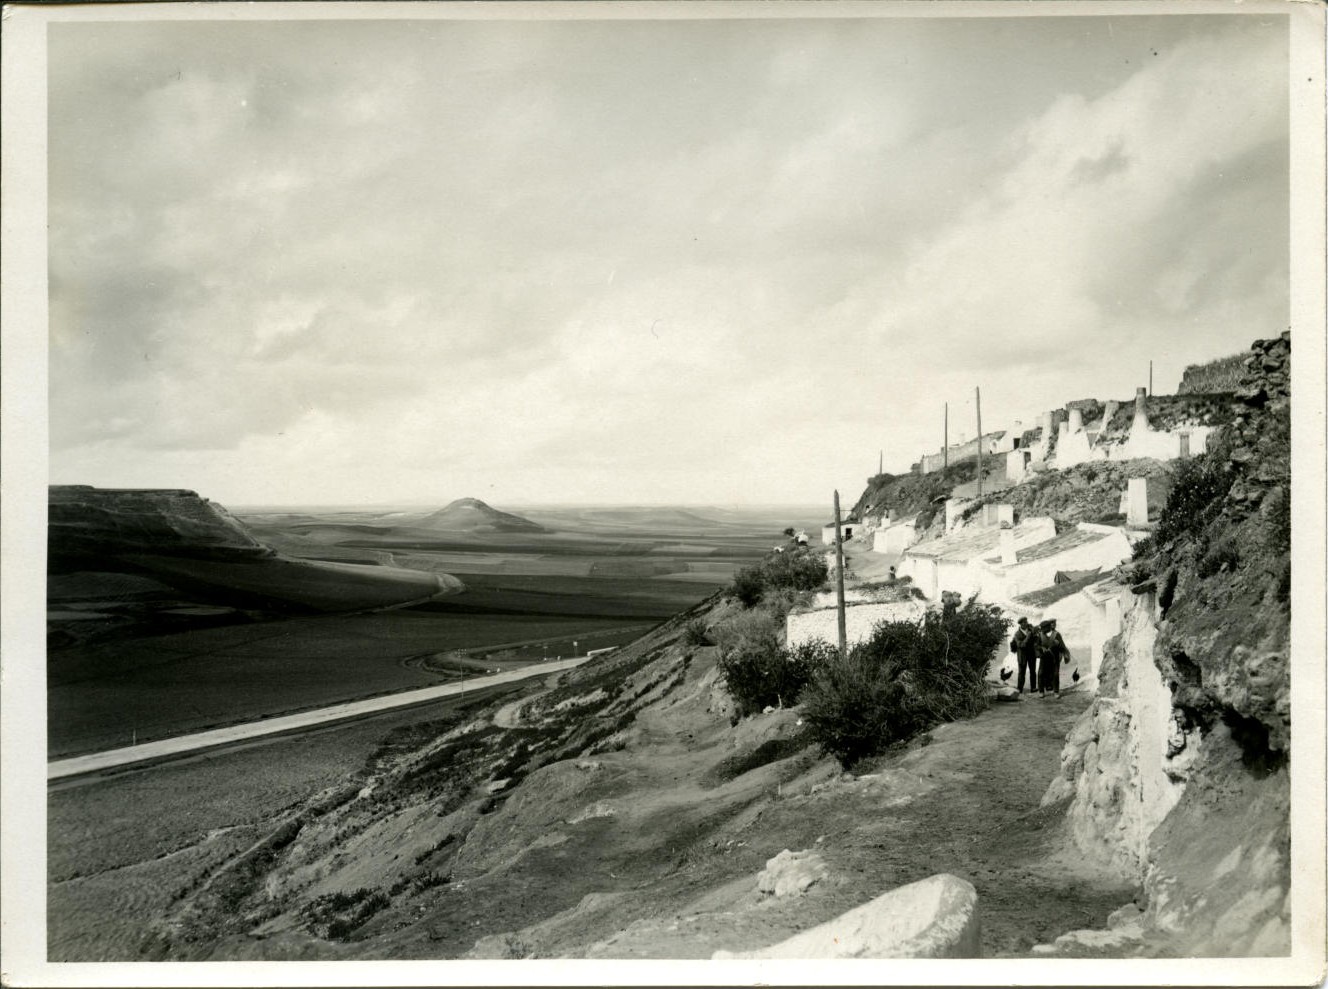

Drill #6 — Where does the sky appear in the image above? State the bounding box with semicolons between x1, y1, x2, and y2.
46;9;1291;509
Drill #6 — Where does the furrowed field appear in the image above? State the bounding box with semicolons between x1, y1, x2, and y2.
48;503;821;757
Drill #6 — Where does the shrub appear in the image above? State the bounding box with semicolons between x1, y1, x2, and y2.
799;600;1008;767
762;548;829;592
1155;454;1234;546
710;606;783;655
726;546;828;608
682;619;711;647
728;565;765;607
719;639;809;713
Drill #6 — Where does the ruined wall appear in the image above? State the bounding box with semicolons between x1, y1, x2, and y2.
917;431;1006;475
1177;352;1245;395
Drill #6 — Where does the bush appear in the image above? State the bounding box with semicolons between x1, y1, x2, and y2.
726;546;828;609
719;638;812;713
728;565;765;607
1155;454;1234;547
682;619;711;647
800;600;1008;767
763;547;829;593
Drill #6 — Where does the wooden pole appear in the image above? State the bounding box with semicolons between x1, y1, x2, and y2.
976;386;983;499
833;490;847;659
879;450;883;476
943;403;949;473
1149;360;1153;396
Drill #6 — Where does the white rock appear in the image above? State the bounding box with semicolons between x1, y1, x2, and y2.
756;849;829;898
714;873;980;959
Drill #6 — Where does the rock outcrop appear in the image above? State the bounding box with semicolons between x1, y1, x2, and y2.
1037;333;1292;956
713;873;980;959
48;485;271;564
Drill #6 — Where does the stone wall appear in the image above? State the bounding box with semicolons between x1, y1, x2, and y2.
917;430;1007;475
1177;352;1245;395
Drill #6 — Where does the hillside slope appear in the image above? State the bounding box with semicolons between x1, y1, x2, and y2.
138;594;1133;961
417;498;548;533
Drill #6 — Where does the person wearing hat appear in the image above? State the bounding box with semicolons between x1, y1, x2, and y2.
1012;616;1038;693
1038;619;1071;698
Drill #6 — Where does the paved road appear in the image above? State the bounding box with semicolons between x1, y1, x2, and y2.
47;656;590;782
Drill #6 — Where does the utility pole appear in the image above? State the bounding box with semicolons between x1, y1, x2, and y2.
833;490;847;660
879;450;883;476
943;402;949;473
1149;360;1153;396
975;386;983;500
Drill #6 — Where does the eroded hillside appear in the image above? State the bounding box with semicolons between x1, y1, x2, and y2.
1037;333;1292;956
139;594;1132;961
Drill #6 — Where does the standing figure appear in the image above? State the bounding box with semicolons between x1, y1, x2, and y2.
1012;616;1038;693
1038;619;1070;698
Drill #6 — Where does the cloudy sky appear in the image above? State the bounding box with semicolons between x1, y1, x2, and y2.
47;9;1290;508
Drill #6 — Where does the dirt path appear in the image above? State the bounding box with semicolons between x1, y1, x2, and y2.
346;669;1137;960
552;684;1142;958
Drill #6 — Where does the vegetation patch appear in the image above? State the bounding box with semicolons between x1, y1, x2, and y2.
1154;454;1235;547
799;599;1008;767
718;639;835;714
727;544;828;608
301;887;391;941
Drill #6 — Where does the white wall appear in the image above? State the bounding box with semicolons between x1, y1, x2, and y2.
786;600;927;651
978;527;1132;600
873;520;919;556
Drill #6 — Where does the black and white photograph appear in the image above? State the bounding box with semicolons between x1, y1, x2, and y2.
2;2;1324;985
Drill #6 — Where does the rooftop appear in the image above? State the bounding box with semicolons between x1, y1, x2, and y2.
1013;571;1113;609
905;519;1054;563
982;527;1109;566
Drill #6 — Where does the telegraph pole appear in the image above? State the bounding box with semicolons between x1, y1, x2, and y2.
975;386;984;500
879;450;883;476
1149;360;1153;396
833;490;847;659
943;402;949;473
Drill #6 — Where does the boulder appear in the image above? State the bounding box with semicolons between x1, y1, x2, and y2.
713;873;980;959
756;849;829;898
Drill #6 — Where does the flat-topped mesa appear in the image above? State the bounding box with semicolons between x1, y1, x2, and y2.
48;485;272;562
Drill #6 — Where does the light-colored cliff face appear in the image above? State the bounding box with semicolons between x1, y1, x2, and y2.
1035;335;1292;958
1041;593;1195;883
48;485;271;559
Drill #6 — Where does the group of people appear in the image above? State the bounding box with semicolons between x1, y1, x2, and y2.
1009;616;1071;698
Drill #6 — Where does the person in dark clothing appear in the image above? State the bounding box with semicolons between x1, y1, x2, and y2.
1012;616;1038;693
1038;619;1071;697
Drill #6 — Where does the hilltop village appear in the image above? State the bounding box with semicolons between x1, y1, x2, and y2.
51;335;1292;962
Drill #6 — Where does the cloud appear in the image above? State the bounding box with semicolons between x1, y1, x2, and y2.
45;14;1290;505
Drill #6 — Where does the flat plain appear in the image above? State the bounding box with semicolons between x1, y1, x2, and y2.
48;503;820;757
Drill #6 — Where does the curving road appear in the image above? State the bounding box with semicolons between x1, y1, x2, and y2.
47;655;590;782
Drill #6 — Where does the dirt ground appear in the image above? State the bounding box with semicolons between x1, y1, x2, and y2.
51;610;1138;963
416;679;1139;959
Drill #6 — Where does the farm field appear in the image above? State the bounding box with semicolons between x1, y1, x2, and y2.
49;501;821;759
47;687;511;962
48;610;651;758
